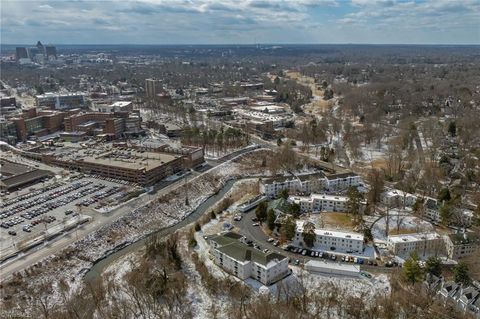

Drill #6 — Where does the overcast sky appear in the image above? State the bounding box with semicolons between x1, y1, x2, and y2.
2;0;479;45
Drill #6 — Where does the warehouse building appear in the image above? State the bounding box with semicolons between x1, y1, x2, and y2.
0;160;52;191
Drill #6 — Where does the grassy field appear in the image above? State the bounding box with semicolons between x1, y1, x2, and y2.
322;212;355;229
285;70;334;114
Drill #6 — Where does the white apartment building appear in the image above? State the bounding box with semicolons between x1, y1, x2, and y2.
208;232;289;285
444;232;480;260
387;232;444;257
324;172;362;191
382;189;418;208
288;194;349;213
294;221;364;253
261;172;326;198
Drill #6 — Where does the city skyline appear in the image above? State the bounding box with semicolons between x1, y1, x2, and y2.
1;0;479;45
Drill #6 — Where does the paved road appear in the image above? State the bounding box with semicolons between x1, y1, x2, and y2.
233;209;398;273
0;176;186;279
0;145;265;280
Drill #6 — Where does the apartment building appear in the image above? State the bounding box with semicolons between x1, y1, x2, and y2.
294;221;364;253
208;232;290;285
382;189;418;208
324;172;363;191
387;232;444;257
444;232;480;260
261;172;327;198
288;194;350;213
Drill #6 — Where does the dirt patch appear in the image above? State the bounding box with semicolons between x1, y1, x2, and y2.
322;212;355;230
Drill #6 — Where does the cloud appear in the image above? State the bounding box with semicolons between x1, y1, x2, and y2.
0;0;478;44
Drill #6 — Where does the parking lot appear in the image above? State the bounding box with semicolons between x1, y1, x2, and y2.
0;175;140;252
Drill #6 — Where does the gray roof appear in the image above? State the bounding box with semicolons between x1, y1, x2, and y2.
217;242;286;266
210;232;287;266
448;232;480;245
325;172;358;180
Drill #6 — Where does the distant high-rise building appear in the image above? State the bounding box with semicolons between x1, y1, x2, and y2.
27;47;40;59
15;47;28;60
145;78;163;100
15;41;56;63
45;46;57;59
36;41;45;54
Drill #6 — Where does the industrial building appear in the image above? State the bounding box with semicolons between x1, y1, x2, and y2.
0;160;52;191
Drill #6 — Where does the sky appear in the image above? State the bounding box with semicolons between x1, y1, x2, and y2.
1;0;479;45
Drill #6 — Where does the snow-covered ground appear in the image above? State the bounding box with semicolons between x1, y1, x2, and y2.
371;209;434;241
360;142;389;162
293;267;391;298
0;150;272;313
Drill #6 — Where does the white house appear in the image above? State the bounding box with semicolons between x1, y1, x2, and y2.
387;232;445;257
208;232;290;285
288;194;349;213
294;221;364;253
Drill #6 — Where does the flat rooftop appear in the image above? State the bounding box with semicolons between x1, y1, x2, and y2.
290;194;348;203
388;232;441;243
81;150;181;171
305;260;360;272
296;221;363;241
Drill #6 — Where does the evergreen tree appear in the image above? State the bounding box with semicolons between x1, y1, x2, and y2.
425;256;442;277
279;188;289;200
255;201;268;222
454;262;470;285
282;217;296;241
267;209;276;231
288;202;301;218
439;203;453;226
302;222;316;248
346;186;363;221
403;252;423;284
448;121;456;137
437;188;451;202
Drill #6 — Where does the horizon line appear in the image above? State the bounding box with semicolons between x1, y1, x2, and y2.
2;42;479;47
